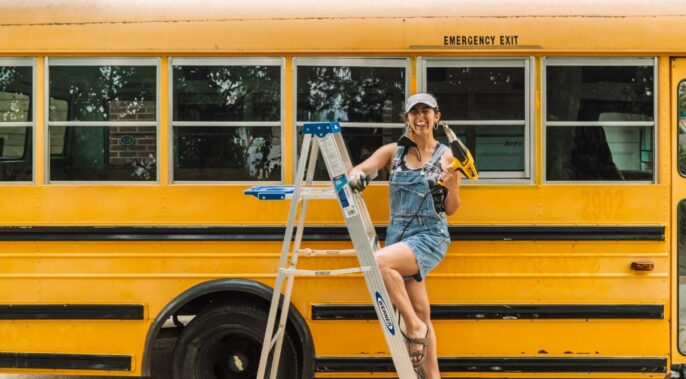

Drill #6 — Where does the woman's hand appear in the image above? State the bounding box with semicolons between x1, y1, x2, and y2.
442;168;461;215
441;168;460;193
349;171;372;192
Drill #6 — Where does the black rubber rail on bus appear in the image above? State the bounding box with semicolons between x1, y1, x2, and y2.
0;352;131;371
315;357;667;373
0;304;144;320
311;304;665;320
0;225;665;241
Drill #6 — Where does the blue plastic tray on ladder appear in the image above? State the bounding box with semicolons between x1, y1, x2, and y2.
244;185;294;200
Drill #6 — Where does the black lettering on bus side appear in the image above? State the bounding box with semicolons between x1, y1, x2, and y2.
500;35;519;45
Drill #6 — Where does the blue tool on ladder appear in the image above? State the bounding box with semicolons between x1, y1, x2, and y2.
244;186;294;200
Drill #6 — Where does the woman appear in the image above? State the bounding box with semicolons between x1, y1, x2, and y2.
348;93;460;378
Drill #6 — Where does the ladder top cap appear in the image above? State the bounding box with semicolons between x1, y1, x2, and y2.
302;121;342;136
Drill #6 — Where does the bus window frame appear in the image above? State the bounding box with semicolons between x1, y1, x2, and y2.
418;57;534;184
542;57;658;184
169;57;285;185
0;57;35;184
45;57;160;185
292;57;410;183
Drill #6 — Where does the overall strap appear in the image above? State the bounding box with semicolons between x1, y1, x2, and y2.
391;145;406;172
425;143;447;171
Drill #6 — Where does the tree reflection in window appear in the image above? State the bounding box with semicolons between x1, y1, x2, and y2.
546;66;653;122
0;66;32;122
297;66;405;123
679;82;686;175
174;126;280;181
546;64;654;181
0;65;32;181
172;64;282;181
426;63;527;178
173;66;280;122
295;63;406;181
428;66;524;121
48;64;157;181
49;66;156;122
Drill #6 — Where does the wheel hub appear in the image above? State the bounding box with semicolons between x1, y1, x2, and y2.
228;351;249;373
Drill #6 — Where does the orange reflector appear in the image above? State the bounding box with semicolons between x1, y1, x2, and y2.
630;261;654;272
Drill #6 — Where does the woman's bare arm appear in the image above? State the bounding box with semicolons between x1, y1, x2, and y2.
349;143;397;178
440;150;461;216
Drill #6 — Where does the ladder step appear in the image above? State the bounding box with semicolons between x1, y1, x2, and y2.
301;187;336;199
297;248;356;256
279;267;370;276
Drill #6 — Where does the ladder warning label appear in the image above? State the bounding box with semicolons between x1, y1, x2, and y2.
333;175;358;218
342;187;358;217
319;134;345;177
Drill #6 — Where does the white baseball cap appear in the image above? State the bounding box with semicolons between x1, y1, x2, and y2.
405;93;439;114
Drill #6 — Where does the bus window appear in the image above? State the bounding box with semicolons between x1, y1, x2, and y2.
423;59;529;179
171;59;282;182
679;81;686;354
679;81;686;176
545;59;655;181
0;63;32;182
48;99;67;155
48;59;157;182
679;200;686;354
295;58;407;181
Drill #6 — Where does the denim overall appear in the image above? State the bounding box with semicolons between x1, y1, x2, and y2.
384;143;451;281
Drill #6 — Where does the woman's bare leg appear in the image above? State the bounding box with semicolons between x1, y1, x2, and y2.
405;278;440;378
375;242;429;365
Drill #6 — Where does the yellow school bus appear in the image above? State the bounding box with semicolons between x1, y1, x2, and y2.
0;1;684;378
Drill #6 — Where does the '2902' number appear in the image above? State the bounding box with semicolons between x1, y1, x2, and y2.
581;190;624;219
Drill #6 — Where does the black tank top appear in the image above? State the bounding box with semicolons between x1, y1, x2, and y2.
398;160;447;214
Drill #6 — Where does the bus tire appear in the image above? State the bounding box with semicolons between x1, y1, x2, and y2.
172;303;299;379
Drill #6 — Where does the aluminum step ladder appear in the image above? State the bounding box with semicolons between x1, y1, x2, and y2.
245;121;420;379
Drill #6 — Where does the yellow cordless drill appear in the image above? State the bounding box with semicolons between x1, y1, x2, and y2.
438;121;479;181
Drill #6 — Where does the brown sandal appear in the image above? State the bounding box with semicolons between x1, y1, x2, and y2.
400;325;430;367
414;364;427;379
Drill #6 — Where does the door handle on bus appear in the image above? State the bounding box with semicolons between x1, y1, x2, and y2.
630;261;654;272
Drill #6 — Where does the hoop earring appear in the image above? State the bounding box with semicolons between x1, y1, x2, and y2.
433;122;438;131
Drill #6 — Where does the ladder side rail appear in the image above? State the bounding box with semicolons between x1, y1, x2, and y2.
256;134;313;379
268;139;321;379
333;133;377;240
316;132;417;378
345;214;417;378
352;186;378;246
333;130;354;173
